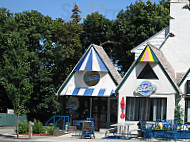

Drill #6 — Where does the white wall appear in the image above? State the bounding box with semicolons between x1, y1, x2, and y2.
117;62;176;129
131;27;169;60
178;71;190;121
60;71;116;95
179;72;190;95
161;0;190;73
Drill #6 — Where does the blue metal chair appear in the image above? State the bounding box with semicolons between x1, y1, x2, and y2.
86;118;94;121
139;120;154;139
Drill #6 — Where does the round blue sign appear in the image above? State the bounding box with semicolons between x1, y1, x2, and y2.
84;71;100;86
135;81;156;96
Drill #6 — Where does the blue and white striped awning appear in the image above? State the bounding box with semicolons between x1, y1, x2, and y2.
75;47;108;72
65;88;114;97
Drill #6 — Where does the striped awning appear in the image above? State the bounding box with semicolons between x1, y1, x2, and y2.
75;47;108;72
65;88;114;97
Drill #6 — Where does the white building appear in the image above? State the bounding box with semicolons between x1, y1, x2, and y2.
116;0;190;129
57;44;122;130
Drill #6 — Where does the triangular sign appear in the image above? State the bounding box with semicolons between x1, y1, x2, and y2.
137;45;159;62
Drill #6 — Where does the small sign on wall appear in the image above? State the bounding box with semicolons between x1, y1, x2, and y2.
7;109;14;114
135;81;157;96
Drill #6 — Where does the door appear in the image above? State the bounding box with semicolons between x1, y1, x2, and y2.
92;98;100;131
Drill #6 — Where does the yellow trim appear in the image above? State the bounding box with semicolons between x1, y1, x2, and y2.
140;48;147;62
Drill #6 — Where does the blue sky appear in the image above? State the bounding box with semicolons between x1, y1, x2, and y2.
0;0;160;21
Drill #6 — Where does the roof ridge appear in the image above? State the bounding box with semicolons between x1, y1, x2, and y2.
93;44;122;85
149;44;181;93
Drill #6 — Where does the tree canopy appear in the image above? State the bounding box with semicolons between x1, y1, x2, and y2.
0;0;170;122
71;4;82;24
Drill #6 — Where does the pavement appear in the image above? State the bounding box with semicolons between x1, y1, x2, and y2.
0;127;190;142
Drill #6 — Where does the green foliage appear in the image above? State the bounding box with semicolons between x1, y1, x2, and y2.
112;0;169;73
17;120;28;134
32;119;45;134
0;8;61;122
175;105;184;124
82;12;113;47
0;0;170;123
71;4;82;24
47;126;55;135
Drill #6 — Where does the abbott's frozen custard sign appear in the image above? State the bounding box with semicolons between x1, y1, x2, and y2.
135;81;157;96
83;71;100;86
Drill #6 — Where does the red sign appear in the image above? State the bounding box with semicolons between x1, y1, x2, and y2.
69;112;79;118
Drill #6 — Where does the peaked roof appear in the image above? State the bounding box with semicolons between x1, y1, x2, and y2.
75;47;108;72
131;27;169;53
57;44;122;95
178;68;190;86
93;44;122;85
137;45;159;62
116;44;180;94
150;44;176;83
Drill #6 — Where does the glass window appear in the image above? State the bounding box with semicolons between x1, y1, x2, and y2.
110;98;118;123
186;99;190;122
187;80;190;94
126;97;166;121
137;63;158;79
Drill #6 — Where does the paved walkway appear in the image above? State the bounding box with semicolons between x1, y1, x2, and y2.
0;127;189;142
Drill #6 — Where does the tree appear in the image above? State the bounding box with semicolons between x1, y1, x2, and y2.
82;12;113;46
112;0;169;74
0;8;15;112
13;10;61;122
51;18;84;88
175;105;184;124
81;12;115;60
1;44;33;138
70;4;82;24
0;9;61;123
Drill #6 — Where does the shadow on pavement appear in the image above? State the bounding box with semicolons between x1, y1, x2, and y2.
0;134;15;138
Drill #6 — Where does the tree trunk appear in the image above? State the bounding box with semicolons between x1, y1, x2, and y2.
17;111;19;138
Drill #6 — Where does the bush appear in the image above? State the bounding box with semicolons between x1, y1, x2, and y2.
47;126;55;135
32;119;45;134
175;105;184;124
17;120;28;134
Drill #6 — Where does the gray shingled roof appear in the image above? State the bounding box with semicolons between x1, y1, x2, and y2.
149;44;181;93
176;72;186;84
92;44;122;85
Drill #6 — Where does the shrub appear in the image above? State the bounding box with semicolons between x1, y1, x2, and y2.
17;120;28;134
47;126;55;135
174;105;184;124
32;119;45;134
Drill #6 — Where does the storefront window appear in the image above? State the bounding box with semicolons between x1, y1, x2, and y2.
187;80;190;94
186;99;190;122
126;97;166;121
110;98;117;123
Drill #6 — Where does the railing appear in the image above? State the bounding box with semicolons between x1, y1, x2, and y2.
139;119;190;140
44;115;69;131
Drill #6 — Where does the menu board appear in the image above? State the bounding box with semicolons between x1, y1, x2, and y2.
82;121;92;134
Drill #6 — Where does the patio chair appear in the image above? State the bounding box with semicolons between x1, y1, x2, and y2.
105;127;117;138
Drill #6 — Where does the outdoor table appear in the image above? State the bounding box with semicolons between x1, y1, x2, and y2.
110;122;135;138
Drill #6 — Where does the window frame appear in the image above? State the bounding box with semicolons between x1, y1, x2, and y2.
125;97;167;121
187;80;190;94
137;63;159;80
